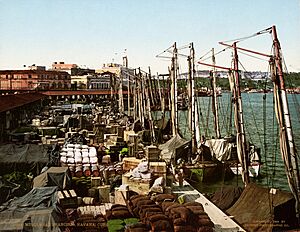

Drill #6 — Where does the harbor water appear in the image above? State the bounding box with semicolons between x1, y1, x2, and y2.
175;92;300;193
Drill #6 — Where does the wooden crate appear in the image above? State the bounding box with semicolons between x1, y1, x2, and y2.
114;188;129;205
98;185;110;203
127;178;150;195
149;162;167;173
57;189;77;208
144;145;161;162
122;157;141;172
124;130;136;142
122;172;132;185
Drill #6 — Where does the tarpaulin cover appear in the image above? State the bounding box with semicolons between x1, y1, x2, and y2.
159;134;190;164
226;183;296;231
210;186;243;211
33;167;71;190
0;144;50;175
205;139;261;163
0;186;61;232
205;138;236;161
0;177;20;205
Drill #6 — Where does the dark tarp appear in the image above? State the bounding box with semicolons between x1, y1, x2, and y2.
0;144;51;176
0;177;21;205
210;186;243;211
226;183;297;231
159;134;190;164
0;186;61;232
33;167;71;190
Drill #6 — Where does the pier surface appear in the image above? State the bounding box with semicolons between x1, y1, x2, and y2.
172;180;245;232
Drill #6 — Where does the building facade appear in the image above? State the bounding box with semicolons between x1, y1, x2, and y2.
71;75;89;89
88;74;111;90
70;73;111;90
51;62;78;74
0;70;71;90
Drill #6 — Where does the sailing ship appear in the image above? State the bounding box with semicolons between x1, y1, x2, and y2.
213;25;300;230
155;42;229;182
198;45;262;180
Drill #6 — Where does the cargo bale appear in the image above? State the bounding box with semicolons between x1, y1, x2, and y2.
161;201;176;212
164;203;181;214
111;206;129;211
197;226;214;232
150;219;173;231
183;202;203;207
173;218;186;226
145;214;170;224
185;205;205;213
136;199;154;208
130;196;150;206
140;208;162;218
151;193;175;204
174;225;196;232
111;210;132;219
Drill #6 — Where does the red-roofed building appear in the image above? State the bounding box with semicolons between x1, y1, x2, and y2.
0;70;71;90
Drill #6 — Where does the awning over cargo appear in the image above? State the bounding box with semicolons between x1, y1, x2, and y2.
159;134;190;164
0;92;44;113
33;167;71;190
0;186;61;232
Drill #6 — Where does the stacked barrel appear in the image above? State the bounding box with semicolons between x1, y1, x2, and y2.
60;144;99;177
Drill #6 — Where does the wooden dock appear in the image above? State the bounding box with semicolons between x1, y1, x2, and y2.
172;180;245;232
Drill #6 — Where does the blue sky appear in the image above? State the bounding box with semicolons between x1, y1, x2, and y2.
0;0;299;73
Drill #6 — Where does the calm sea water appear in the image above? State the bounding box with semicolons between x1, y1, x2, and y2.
176;92;300;193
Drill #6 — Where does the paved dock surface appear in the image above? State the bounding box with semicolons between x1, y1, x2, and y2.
172;180;245;232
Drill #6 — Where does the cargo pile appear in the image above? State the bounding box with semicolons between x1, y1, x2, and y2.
60;143;99;177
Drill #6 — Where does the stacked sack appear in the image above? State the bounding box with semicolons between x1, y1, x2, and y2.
183;202;214;232
60;144;99;177
128;195;173;231
159;200;214;232
106;204;133;220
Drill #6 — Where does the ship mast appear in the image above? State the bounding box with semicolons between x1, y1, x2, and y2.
133;69;137;121
171;42;179;136
211;48;221;138
119;62;125;115
271;25;300;220
232;42;250;186
188;43;197;153
123;56;130;116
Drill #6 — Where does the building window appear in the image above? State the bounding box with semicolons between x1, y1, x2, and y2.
28;74;32;79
